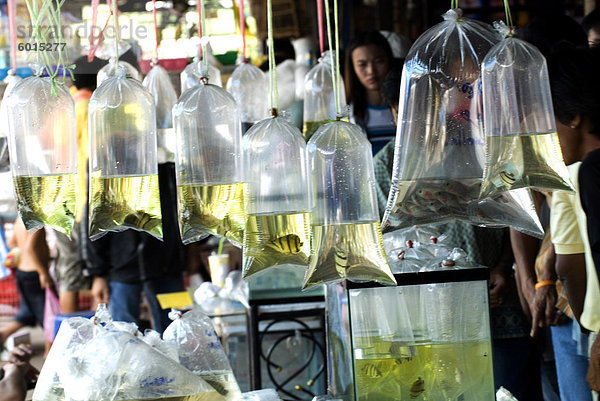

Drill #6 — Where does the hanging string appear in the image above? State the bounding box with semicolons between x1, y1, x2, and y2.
503;0;514;34
111;0;120;66
333;0;341;115
451;0;459;9
87;0;114;62
200;0;208;76
7;0;17;73
238;0;246;60
323;0;340;117
152;0;159;60
196;0;203;60
316;0;324;56
266;0;278;114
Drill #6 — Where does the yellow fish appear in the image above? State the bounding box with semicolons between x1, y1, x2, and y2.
360;363;382;379
334;247;350;269
499;170;516;186
267;234;303;254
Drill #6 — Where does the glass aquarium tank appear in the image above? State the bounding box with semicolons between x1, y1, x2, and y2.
325;267;494;401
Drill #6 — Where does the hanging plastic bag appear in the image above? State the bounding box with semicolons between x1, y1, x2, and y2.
479;22;573;198
88;66;163;240
97;57;141;86
173;69;245;246
163;308;242;400
5;66;77;235
302;51;347;141
275;59;297;111
143;61;178;163
0;72;22;170
226;61;268;131
303;120;395;288
181;57;223;92
241;114;312;278
382;9;543;237
33;306;224;401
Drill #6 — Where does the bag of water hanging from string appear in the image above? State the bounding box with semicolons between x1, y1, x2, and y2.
241;114;311;278
97;56;141;86
302;51;347;141
0;72;21;170
479;22;573;198
163;308;242;400
181;57;223;91
382;9;543;237
88;66;163;240
226;61;268;132
173;70;245;246
5;67;77;235
143;62;178;163
303;120;395;289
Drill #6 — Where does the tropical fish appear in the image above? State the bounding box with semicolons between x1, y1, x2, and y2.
267;234;303;254
409;377;425;399
360;363;382;379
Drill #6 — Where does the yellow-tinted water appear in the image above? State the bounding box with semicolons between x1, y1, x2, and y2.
177;183;246;245
242;211;311;277
480;132;573;198
303;221;395;289
89;174;163;239
14;173;77;235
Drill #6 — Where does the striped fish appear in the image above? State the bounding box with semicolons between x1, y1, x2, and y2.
267;234;303;254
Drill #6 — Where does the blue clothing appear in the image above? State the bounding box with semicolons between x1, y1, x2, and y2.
493;337;543;401
551;318;592;401
109;275;184;333
365;105;395;155
14;269;45;328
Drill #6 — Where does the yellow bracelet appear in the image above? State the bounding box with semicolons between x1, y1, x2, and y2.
535;280;556;290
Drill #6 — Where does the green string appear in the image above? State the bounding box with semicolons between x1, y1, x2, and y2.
323;0;340;117
112;0;120;66
200;0;208;77
333;0;341;116
267;0;278;113
503;0;514;33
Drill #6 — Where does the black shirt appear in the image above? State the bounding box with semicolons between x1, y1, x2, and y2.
579;147;600;281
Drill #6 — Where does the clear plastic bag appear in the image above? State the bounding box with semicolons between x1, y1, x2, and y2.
480;22;573;198
241;115;311;278
163;308;242;400
382;10;543;237
5;68;77;235
173;78;245;245
302;51;346;141
97;57;141;86
181;58;223;92
143;62;179;163
275;59;296;111
226;62;268;127
34;308;225;401
0;72;22;169
303;121;395;288
88;66;163;240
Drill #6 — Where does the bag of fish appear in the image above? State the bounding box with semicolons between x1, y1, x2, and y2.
5;64;77;235
143;61;179;163
226;61;268;133
382;9;542;237
302;51;347;141
163;308;242;400
241;113;312;278
181;56;223;92
88;65;163;240
97;56;141;86
479;21;573;198
173;63;245;246
303;120;395;289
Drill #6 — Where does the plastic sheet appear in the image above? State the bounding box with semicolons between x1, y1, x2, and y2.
303;121;395;288
88;66;163;240
382;9;543;238
163;308;242;400
173;78;245;245
302;51;346;141
181;58;223;91
241;115;311;278
143;62;179;163
5;68;77;235
33;309;225;401
480;22;573;198
226;62;268;127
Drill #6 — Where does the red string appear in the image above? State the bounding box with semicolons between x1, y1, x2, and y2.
87;0;114;62
317;0;324;56
152;0;159;59
238;0;246;60
196;0;202;58
7;0;17;72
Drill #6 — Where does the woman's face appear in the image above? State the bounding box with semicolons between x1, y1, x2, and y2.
351;44;390;91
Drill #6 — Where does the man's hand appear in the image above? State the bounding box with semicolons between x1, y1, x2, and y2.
38;271;52;289
91;277;109;308
530;284;562;337
587;335;600;391
0;363;27;401
489;269;509;308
